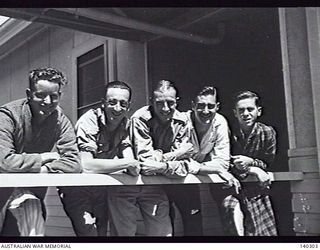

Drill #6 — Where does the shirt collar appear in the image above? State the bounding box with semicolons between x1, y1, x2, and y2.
24;99;60;124
146;105;186;123
95;105;128;130
188;110;221;130
239;122;258;140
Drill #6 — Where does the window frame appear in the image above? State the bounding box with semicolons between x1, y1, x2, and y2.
71;37;117;123
77;45;105;117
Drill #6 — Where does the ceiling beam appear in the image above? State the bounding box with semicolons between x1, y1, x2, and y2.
0;8;145;42
52;8;224;45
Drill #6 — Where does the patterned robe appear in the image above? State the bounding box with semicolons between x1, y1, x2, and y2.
226;122;278;236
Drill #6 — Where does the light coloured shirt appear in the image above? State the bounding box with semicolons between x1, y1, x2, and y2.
185;111;230;174
75;106;131;159
130;106;190;178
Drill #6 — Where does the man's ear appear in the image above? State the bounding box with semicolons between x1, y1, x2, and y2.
257;106;262;117
216;102;220;111
233;109;237;118
127;102;131;111
191;101;196;111
100;98;106;108
26;88;32;100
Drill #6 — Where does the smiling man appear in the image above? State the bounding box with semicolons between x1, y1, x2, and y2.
0;67;81;236
172;86;241;236
224;90;277;236
128;80;195;236
58;81;140;236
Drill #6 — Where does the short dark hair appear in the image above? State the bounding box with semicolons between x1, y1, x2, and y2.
233;90;260;107
153;79;178;98
29;67;67;91
194;86;217;102
105;81;132;102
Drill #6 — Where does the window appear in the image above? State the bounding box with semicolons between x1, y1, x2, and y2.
77;44;106;117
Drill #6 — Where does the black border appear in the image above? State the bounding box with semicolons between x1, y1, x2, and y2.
0;236;319;243
0;0;318;8
0;0;318;244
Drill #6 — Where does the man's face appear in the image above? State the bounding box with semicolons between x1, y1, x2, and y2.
27;80;61;119
153;88;177;123
234;97;261;130
104;87;130;125
193;94;219;125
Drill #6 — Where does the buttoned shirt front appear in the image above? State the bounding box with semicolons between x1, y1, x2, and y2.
75;106;131;159
185;111;230;174
187;111;230;174
231;121;276;196
231;122;276;174
130;106;190;177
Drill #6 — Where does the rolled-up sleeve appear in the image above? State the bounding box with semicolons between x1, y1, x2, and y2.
207;118;230;170
130;116;188;178
75;110;99;155
130;117;159;161
185;114;230;174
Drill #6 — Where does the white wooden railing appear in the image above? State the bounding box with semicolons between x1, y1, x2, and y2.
0;172;304;187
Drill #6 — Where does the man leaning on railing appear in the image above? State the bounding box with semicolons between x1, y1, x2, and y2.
0;67;81;236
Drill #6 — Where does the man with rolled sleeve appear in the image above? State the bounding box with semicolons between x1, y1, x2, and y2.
0;67;81;236
59;81;140;236
129;80;193;236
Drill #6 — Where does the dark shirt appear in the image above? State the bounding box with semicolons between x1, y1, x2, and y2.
0;99;81;199
231;122;276;196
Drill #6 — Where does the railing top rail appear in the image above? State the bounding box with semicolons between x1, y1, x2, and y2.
0;172;304;188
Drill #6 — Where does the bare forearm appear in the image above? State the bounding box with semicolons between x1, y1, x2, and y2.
198;161;228;175
163;151;179;161
248;166;264;175
198;165;223;175
82;158;136;174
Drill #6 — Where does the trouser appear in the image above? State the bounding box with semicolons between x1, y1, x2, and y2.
163;184;203;236
58;186;108;236
220;189;277;236
220;195;244;236
107;186;172;236
1;188;46;236
209;183;240;236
